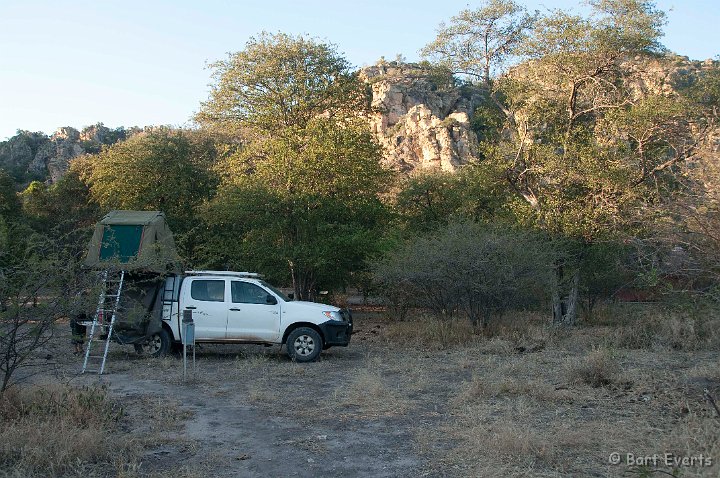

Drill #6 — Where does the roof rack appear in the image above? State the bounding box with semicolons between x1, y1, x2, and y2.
185;270;263;278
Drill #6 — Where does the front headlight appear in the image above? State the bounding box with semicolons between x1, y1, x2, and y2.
322;311;342;321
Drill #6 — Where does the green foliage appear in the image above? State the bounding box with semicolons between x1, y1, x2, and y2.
579;242;634;317
0;227;92;393
373;222;553;325
201;119;390;298
201;184;388;298
0;169;20;220
393;165;523;235
17;171;99;250
197;32;369;134
423;0;689;324
471;102;505;143
225;119;389;199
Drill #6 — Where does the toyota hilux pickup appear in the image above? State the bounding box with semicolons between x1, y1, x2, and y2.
135;270;353;362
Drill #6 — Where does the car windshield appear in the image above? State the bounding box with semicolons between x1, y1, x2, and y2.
259;281;291;302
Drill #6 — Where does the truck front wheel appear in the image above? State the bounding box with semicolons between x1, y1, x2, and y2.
286;327;322;362
134;328;171;358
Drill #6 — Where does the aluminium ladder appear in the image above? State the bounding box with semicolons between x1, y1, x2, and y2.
81;270;125;374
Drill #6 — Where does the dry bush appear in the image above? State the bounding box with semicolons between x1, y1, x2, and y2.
382;316;479;348
567;347;620;387
0;384;135;477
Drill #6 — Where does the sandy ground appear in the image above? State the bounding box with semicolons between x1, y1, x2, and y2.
21;311;720;477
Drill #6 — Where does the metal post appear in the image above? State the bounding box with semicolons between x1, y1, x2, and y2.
182;310;195;381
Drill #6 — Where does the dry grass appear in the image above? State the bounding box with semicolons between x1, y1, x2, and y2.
0;384;136;478
334;367;411;417
566;347;620;387
604;303;720;352
382;316;479;348
454;375;574;403
29;305;720;477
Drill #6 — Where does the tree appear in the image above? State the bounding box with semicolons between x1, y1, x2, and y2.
201;119;390;299
196;33;390;299
421;0;537;86
0;169;20;221
81;128;220;261
197;32;370;134
424;0;705;325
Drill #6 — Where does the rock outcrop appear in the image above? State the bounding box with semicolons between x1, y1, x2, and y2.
0;123;128;185
361;62;485;173
29;127;84;182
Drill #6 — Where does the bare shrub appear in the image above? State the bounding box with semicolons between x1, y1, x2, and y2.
0;228;94;394
567;347;620;387
372;222;553;326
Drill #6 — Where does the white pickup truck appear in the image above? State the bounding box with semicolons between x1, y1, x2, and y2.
135;270;353;362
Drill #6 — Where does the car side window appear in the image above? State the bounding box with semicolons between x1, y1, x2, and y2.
232;281;270;305
190;280;225;302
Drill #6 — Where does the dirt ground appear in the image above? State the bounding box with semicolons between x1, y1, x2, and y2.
20;309;720;477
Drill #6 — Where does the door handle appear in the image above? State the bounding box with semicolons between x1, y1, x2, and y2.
230;308;241;311
185;306;196;310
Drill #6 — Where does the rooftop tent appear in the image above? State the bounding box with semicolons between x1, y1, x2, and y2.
84;210;181;272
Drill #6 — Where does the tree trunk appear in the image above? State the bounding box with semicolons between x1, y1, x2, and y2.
552;287;563;324
290;265;316;302
564;270;580;325
552;266;580;326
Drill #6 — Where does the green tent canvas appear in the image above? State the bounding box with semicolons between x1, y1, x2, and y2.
85;210;181;272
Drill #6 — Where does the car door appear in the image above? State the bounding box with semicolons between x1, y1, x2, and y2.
182;278;228;339
226;280;281;342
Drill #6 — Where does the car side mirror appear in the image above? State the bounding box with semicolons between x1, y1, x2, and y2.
266;295;278;305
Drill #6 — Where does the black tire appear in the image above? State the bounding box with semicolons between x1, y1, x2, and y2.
134;328;171;358
286;327;323;362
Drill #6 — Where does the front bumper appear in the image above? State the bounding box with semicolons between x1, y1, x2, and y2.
319;309;353;347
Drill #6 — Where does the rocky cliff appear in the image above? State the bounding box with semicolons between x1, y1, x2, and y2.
0;123;129;185
360;62;485;173
360;56;719;175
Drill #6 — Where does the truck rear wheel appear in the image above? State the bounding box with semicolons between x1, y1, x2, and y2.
134;328;171;358
286;327;322;362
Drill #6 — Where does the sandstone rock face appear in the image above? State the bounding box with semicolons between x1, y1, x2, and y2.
361;62;484;173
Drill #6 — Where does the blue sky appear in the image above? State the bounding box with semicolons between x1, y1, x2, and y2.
0;0;717;140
